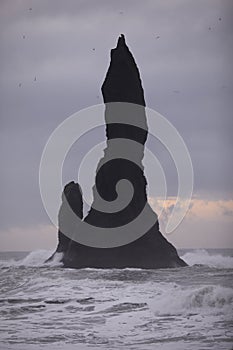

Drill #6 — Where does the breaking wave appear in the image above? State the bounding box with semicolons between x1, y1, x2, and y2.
0;250;63;268
147;283;233;316
181;249;233;269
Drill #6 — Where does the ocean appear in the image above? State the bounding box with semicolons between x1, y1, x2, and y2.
0;249;232;350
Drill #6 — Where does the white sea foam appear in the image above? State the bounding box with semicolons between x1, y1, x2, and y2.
147;283;233;316
0;250;232;349
181;249;233;268
0;250;63;268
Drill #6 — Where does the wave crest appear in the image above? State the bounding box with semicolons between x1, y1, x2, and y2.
181;249;233;269
0;250;63;268
148;284;233;316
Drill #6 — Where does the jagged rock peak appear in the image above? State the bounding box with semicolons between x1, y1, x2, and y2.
116;34;126;48
102;34;146;106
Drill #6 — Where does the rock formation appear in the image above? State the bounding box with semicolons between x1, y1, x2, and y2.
49;35;187;269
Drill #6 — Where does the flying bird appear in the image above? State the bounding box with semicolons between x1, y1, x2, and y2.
218;17;222;21
18;83;22;87
92;48;95;51
23;35;25;39
208;26;211;30
155;35;160;39
34;76;36;81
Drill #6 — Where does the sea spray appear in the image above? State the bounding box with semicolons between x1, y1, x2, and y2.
181;249;233;269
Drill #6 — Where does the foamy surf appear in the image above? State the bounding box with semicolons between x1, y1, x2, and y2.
147;283;233;316
0;249;232;349
181;249;233;269
0;250;63;268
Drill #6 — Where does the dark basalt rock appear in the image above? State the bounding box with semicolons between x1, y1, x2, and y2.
49;34;187;269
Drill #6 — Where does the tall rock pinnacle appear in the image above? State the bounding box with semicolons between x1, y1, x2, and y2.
49;35;187;269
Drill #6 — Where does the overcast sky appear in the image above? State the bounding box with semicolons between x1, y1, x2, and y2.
0;0;233;250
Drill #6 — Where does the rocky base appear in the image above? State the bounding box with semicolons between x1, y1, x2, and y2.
48;181;187;269
59;229;187;269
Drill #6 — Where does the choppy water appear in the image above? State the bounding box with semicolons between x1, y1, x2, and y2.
0;249;232;350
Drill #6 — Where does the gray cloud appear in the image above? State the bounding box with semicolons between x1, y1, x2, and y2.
0;0;233;233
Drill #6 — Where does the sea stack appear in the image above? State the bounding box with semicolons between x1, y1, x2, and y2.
50;35;187;268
